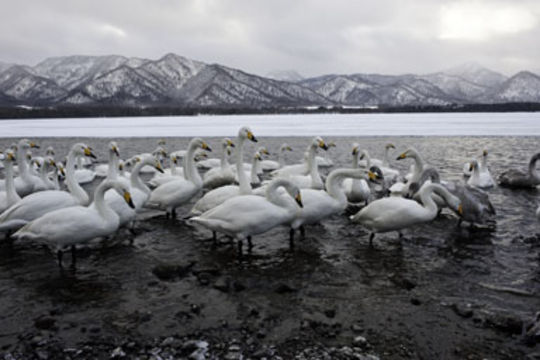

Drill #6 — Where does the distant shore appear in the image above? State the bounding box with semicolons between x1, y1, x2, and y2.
1;102;539;120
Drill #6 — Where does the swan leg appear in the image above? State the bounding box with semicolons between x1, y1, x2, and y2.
247;236;253;251
437;208;442;217
57;250;64;268
300;226;306;239
369;233;375;247
398;231;403;239
212;231;217;243
289;228;295;247
171;208;177;219
71;245;77;268
457;218;463;227
237;239;243;254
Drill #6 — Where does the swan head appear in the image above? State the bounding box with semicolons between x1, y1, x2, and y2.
223;138;235;148
396;148;417;161
110;181;135;209
254;152;263;162
189;137;212;153
158;139;167;146
359;150;370;161
327;141;336;149
469;159;479;172
45;146;55;157
271;179;303;208
153;146;168;158
72;143;97;159
4;150;16;163
109;141;120;157
171;154;178;165
141;153;164;173
19;139;40;150
258;147;270;156
57;163;66;178
312;136;328;151
45;156;56;169
351;143;360;155
406;182;420;199
281;143;293;152
26;151;32;160
386;143;396;150
239;126;257;142
482;149;488;157
368;166;384;184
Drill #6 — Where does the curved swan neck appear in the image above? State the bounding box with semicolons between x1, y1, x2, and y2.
93;181;118;220
39;161;54;188
278;147;287;168
131;159;151;195
66;150;89;205
220;145;229;171
528;154;540;180
326;168;368;206
236;136;251;194
250;154;259;184
16;145;29;179
419;183;457;213
4;159;20;204
352;151;359;169
266;179;297;210
480;153;487;168
410;149;425;170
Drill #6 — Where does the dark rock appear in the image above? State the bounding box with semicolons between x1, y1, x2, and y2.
324;309;336;319
213;277;231;292
233;281;246;292
34;317;56;331
89;326;101;334
190;304;201;315
451;303;474;318
274;283;296;294
388;274;416;290
152;262;195;281
197;272;211;286
480;310;524;334
351;324;364;333
410;298;422;306
256;328;267;339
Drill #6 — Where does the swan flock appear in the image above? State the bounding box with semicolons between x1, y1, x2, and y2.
0;129;538;268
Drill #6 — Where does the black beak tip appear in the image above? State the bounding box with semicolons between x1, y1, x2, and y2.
157;167;165;173
128;199;135;209
251;136;258;143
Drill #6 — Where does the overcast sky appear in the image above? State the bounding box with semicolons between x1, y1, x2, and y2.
1;0;539;77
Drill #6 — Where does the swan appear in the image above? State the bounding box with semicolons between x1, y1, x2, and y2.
260;144;293;171
0;143;96;234
287;167;383;240
351;182;462;246
202;138;236;189
409;167;495;227
270;138;331;178
147;138;212;217
0;139;41;196
197;141;235;170
235;150;265;186
140;146;168;174
0;150;21;213
396;147;432;188
148;152;185;188
190;178;303;251
73;154;96;184
498;152;540;189
467;158;495;188
13;179;134;267
253;147;270;175
371;143;396;168
104;153;164;227
343;143;371;204
33;156;57;191
94;142;120;178
315;141;336;168
189;127;258;216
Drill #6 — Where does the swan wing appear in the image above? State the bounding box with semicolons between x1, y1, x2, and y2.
190;185;240;215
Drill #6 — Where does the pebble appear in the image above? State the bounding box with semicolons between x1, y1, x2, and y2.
110;346;126;358
451;303;474;318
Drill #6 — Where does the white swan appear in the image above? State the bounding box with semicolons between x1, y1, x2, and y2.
260;144;293;171
359;148;400;184
270;138;329;178
315;141;336;168
104;153;164;227
0;139;41;197
467;158;495;188
13;179;134;267
94;142;120;178
235;150;265;186
74;154;96;184
498;152;540;189
395;147;432;190
147;138;212;217
282;137;328;190
0;143;96;234
203;138;236;189
350;182;462;246
287;167;382;240
33;156;57;191
140;146;168;174
343;143;371;204
190;178;303;250
0;150;21;213
371;143;396;168
190;127;258;216
148;152;185;188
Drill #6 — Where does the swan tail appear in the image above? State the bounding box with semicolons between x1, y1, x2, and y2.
189;217;229;233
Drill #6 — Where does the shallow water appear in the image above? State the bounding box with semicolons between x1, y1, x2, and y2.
0;136;539;359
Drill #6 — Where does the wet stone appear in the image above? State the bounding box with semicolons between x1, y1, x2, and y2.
213;277;231;292
34;317;56;331
152;262;195;281
324;309;336;318
451;303;474;318
274;283;296;294
410;298;422;306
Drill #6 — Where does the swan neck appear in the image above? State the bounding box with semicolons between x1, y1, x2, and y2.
352;152;359;169
186;143;202;187
250;155;259;184
107;150;119;179
266;180;296;211
236;136;251;194
131;160;151;195
16;145;29;179
94;181;117;220
66;150;89;205
4;160;20;203
383;147;390;166
220;146;229;171
326;169;366;206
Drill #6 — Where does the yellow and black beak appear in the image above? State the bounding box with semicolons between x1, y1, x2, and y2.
368;170;377;181
59;166;66;177
469;163;475;171
388;143;396;149
49;159;56;167
30;142;40;149
118;163;124;171
155;161;165;173
483;150;488;156
295;192;303;208
112;146;120;157
201;142;212;152
247;131;258;142
262;148;270;155
319;140;329;151
352;147;359;155
227;140;235;148
123;191;135;209
457;204;463;216
7;153;15;161
172;156;178;165
26;153;32;160
84;147;97;159
396;152;407;160
286;146;292;151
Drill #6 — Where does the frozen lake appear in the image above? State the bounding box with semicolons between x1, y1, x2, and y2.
0;112;539;137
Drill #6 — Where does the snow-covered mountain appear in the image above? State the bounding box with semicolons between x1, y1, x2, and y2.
0;55;537;109
266;70;304;82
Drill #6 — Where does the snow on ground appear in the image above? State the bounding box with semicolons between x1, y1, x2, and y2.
0;112;539;137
